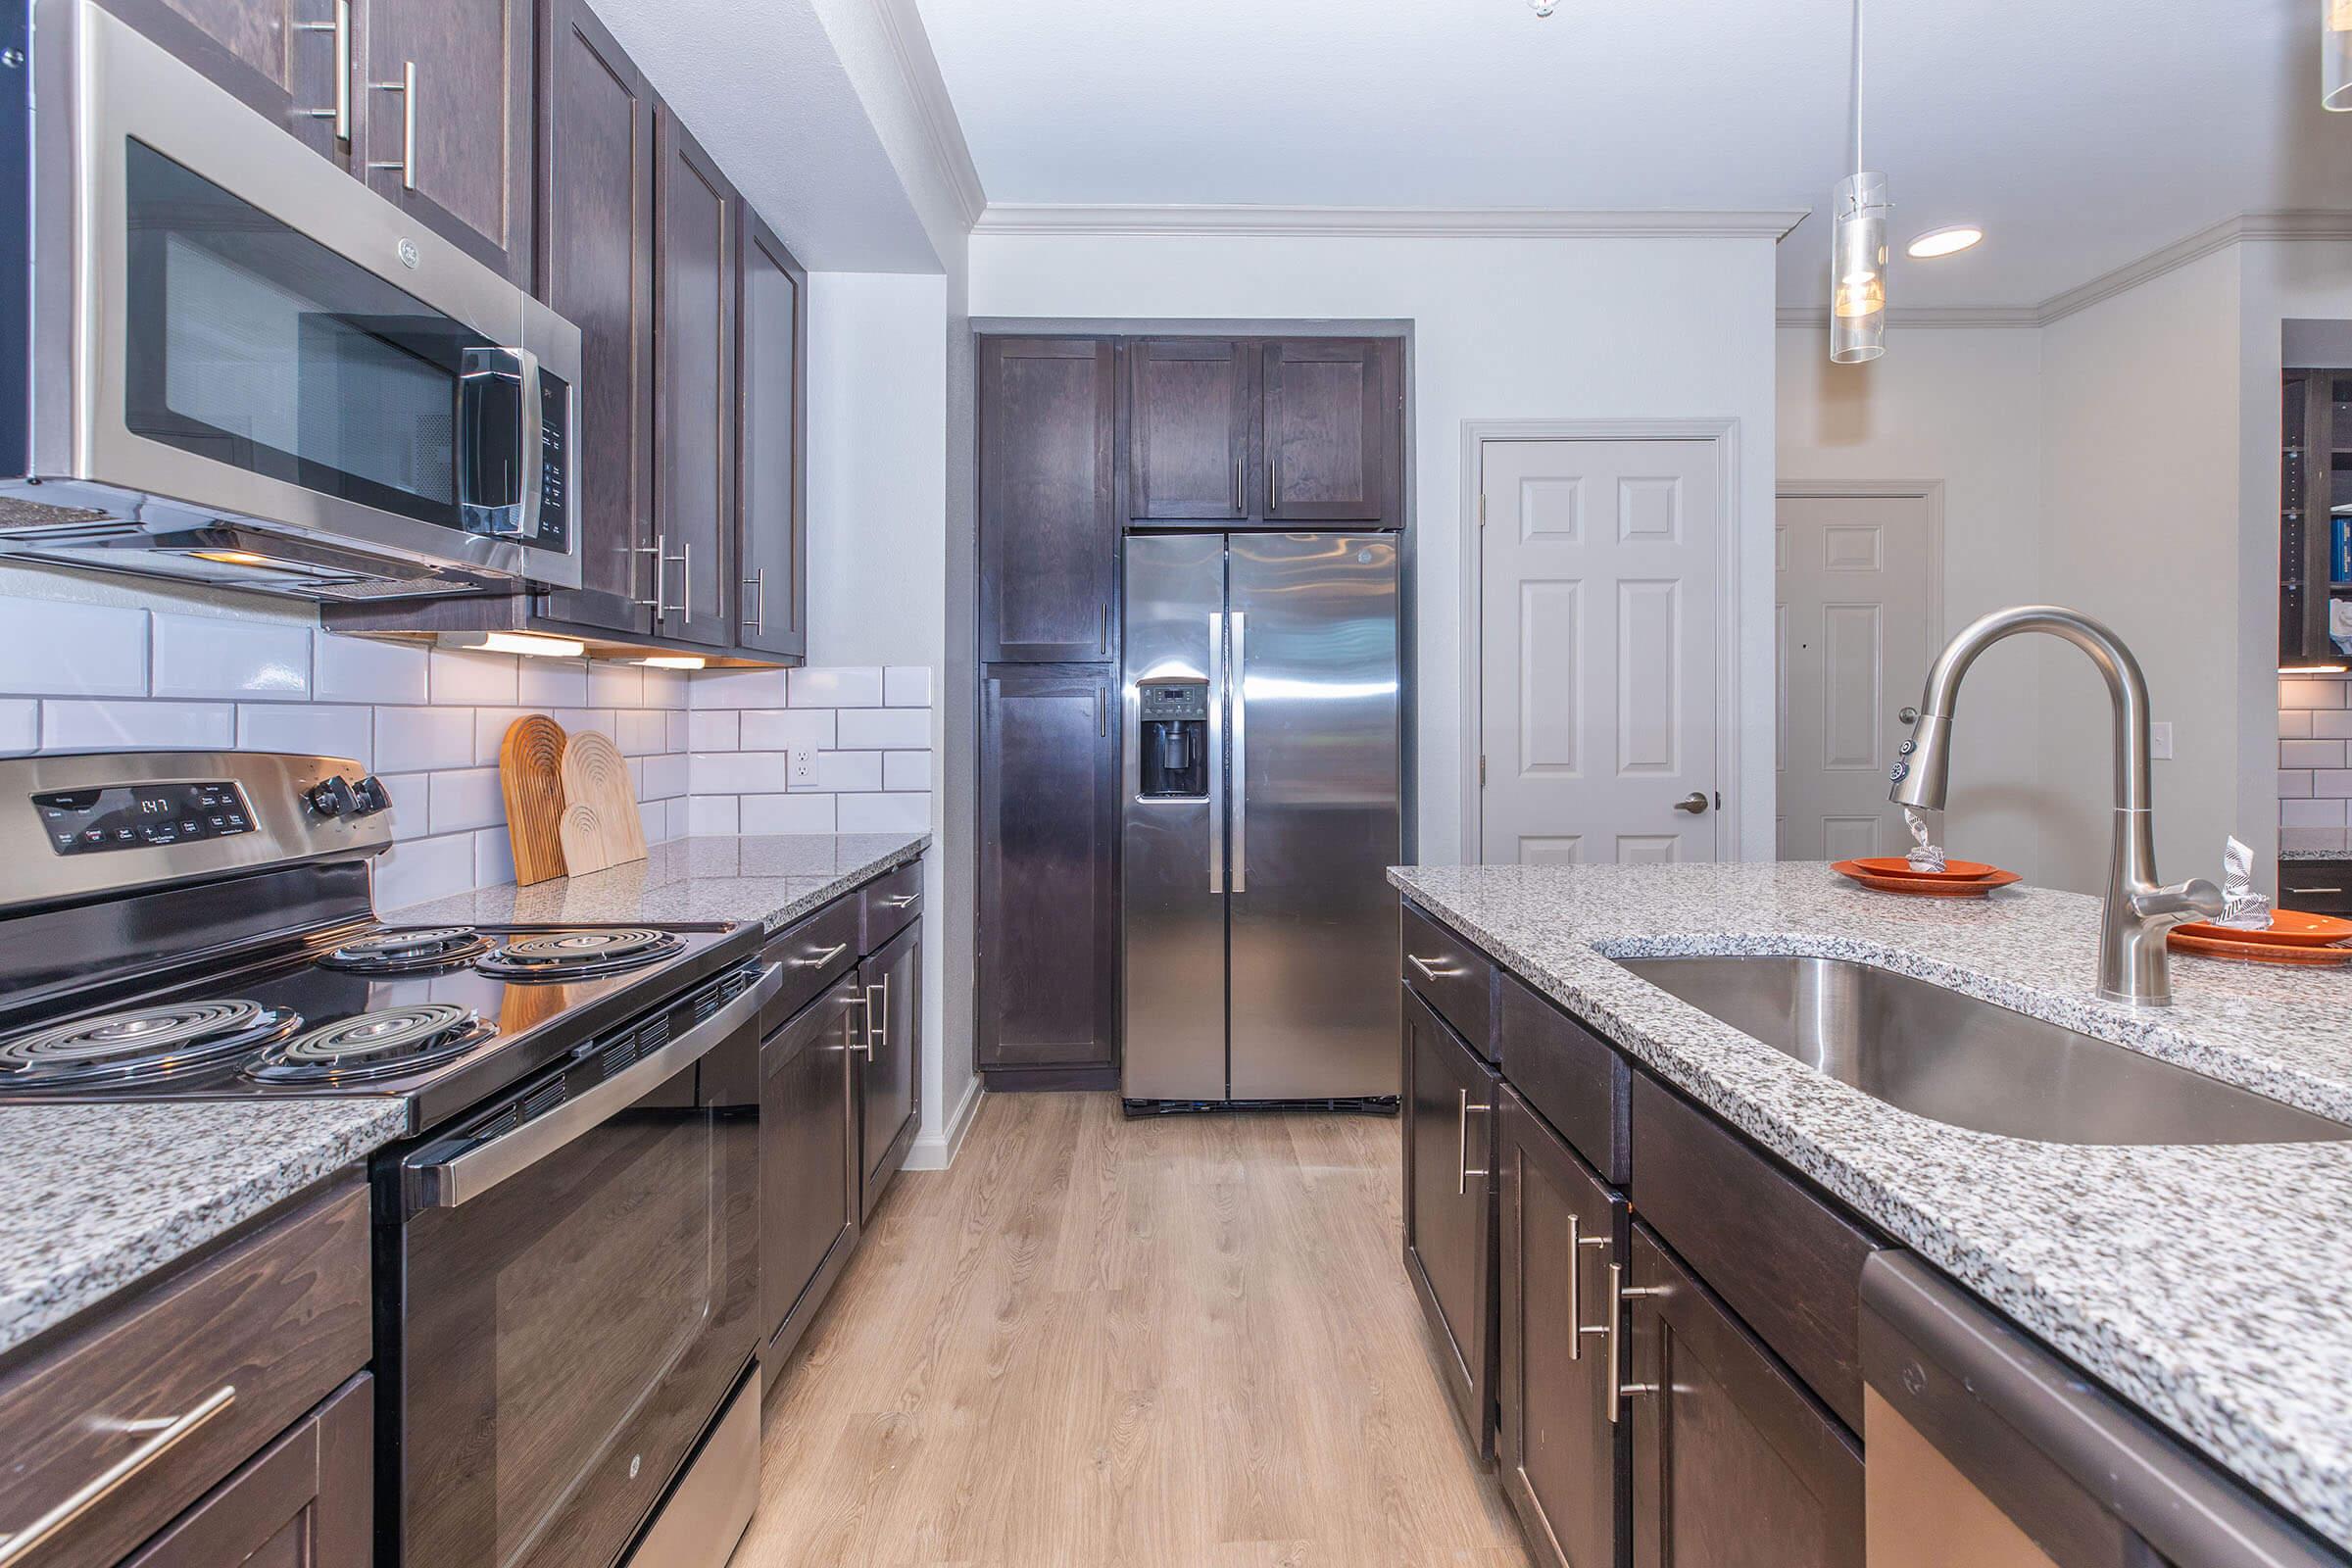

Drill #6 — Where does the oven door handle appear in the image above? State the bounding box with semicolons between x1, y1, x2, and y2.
407;962;781;1211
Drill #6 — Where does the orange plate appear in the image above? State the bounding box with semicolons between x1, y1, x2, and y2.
2172;909;2352;948
1849;856;1998;882
2169;928;2352;965
1832;860;2021;898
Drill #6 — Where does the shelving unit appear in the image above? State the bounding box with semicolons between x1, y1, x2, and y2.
2282;368;2352;666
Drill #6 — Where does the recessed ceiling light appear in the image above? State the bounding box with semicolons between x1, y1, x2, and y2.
1906;225;1984;259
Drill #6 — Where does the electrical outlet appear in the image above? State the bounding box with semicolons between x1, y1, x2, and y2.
2150;720;2174;760
789;748;817;787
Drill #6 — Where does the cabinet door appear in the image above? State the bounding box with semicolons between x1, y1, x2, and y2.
760;975;858;1356
979;337;1117;662
1629;1224;1864;1568
1401;985;1499;1457
1498;1088;1625;1568
858;921;922;1219
103;0;352;166
1129;338;1251;521
362;0;534;282
652;105;738;648
1260;339;1400;525
122;1375;371;1568
735;212;808;660
976;664;1119;1072
532;0;654;634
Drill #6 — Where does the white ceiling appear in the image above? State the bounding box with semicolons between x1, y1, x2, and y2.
914;0;2352;310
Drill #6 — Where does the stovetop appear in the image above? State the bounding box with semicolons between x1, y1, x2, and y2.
0;918;760;1134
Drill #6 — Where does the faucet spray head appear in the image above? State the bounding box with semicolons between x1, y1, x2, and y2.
1888;712;1952;811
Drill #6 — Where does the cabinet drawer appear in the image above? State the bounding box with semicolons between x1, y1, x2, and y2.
2277;861;2352;914
860;859;924;951
122;1374;371;1568
1400;902;1495;1061
760;894;862;1031
1630;1075;1883;1431
0;1180;371;1568
1497;971;1630;1185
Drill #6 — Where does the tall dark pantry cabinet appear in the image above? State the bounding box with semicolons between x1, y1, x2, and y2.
973;333;1405;1091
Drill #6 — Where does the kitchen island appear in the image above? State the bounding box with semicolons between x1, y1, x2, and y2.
1392;859;2352;1559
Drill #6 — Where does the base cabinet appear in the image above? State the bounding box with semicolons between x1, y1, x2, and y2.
858;918;922;1220
1401;985;1499;1458
122;1375;372;1568
759;973;859;1371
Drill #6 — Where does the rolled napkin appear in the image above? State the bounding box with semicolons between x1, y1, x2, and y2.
1902;807;1947;873
2215;835;2272;930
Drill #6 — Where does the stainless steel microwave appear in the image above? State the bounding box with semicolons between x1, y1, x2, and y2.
0;0;582;600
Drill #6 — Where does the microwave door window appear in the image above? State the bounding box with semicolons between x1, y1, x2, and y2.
122;138;487;531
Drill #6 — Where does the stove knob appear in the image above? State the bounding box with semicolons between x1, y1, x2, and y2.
351;775;393;816
308;774;360;818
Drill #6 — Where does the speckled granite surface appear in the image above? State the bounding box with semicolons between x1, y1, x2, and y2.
2279;846;2352;862
0;1101;405;1358
1389;860;2352;1549
391;832;929;932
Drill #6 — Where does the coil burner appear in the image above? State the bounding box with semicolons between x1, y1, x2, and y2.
317;926;493;974
245;1003;494;1084
0;1002;302;1087
475;928;683;982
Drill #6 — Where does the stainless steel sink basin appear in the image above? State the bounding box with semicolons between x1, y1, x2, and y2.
1615;955;2352;1145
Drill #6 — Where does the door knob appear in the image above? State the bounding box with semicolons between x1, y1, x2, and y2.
1673;792;1709;814
1899;706;1920;725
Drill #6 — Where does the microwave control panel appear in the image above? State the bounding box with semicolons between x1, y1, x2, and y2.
536;371;571;551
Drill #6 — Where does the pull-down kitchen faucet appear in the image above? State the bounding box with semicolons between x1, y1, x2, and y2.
1888;606;2223;1006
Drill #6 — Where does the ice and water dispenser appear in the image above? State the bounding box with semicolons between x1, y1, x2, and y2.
1137;680;1209;799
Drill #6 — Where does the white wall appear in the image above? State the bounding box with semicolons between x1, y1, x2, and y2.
1775;326;2052;879
969;232;1784;862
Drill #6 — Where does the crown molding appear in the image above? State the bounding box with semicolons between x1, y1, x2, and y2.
972;203;1811;240
869;0;988;231
2037;209;2352;324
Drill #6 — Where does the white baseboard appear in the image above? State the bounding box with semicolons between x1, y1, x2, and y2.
905;1073;984;1171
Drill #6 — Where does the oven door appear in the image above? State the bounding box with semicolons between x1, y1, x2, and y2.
387;965;774;1568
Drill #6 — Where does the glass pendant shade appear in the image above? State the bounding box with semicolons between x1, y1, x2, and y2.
2328;0;2352;111
1830;172;1889;365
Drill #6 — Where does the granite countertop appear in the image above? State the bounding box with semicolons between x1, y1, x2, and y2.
1389;860;2352;1549
0;1101;407;1359
391;832;929;933
2278;846;2352;862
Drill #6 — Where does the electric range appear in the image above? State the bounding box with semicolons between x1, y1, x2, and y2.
0;751;774;1568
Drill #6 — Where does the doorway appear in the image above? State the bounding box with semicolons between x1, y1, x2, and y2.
1469;431;1733;865
1774;485;1943;859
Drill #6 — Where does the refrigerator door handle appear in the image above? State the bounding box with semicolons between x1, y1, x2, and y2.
1230;611;1248;894
1207;612;1226;894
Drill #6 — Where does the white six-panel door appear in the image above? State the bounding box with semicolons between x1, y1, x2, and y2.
1477;439;1723;865
1774;491;1936;860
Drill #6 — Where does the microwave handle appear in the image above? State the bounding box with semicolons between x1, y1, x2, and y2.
457;345;544;540
406;962;780;1211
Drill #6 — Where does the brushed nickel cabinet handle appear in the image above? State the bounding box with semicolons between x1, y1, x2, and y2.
789;941;848;968
367;61;417;190
743;567;765;632
2289;886;2344;895
1099;605;1109;655
1455;1089;1490;1196
0;1386;237;1565
1607;1262;1665;1424
660;538;690;619
1233;454;1244;513
843;991;874;1057
868;974;889;1053
1405;954;1464;983
883;894;917;909
1567;1213;1611;1361
630;540;662;611
295;0;352;142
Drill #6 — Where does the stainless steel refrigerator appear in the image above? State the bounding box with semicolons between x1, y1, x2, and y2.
1122;532;1402;1106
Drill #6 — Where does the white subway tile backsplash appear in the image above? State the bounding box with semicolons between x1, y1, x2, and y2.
152;614;311;702
740;708;834;752
376;707;476;773
791;666;883;709
314;632;428;705
2280;769;2316;800
0;600;148;697
517;658;591;709
429;648;520;706
837;792;929;833
554;708;616;742
2313;710;2352;741
41;699;233;751
2317;770;2352;800
2281;825;2352;855
884;666;932;708
470;709;534;766
2281;710;2314;739
236;703;373;765
473;828;516;890
688;710;740;751
429;767;506;833
688;795;741;835
666;710;691;751
814;751;882;793
615;709;667;757
883;750;931;792
0;699;36;755
837;708;928;750
741;792;836;833
2281;677;2349;711
2282;798;2349;828
640;668;688;710
588;662;644;709
372;832;475;909
2282;739;2347;770
692;751;790;795
376;773;431;838
689;668;789;710
643;752;689;801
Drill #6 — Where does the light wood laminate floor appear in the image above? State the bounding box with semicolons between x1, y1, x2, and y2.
736;1092;1532;1568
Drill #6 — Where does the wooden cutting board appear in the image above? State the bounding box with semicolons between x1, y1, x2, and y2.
498;714;570;886
559;729;648;876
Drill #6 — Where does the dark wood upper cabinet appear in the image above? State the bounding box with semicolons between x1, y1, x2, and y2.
735;212;808;661
362;0;535;283
1497;1088;1625;1568
652;104;738;649
976;663;1119;1075
1628;1223;1865;1568
532;0;654;636
1261;338;1400;525
1402;985;1499;1459
1129;338;1251;521
99;0;352;165
979;337;1117;662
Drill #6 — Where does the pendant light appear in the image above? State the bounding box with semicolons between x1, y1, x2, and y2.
2328;0;2352;111
1830;0;1888;364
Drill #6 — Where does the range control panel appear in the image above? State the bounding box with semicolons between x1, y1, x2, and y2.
32;782;255;855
